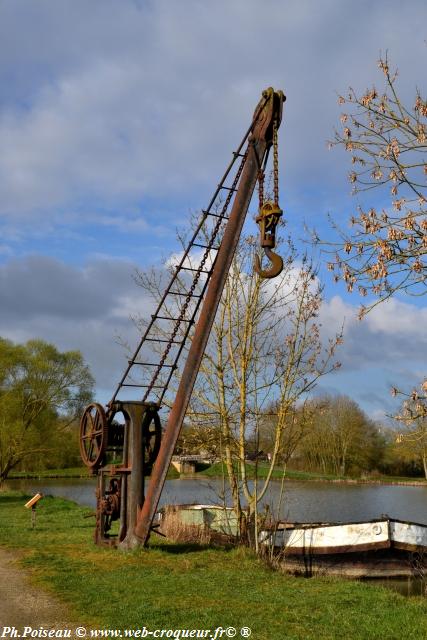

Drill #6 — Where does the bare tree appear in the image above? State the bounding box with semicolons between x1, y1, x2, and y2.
395;391;427;478
136;229;342;539
252;400;314;466
396;425;427;479
299;395;379;476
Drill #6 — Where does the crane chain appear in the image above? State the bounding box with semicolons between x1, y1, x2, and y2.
257;117;279;209
258;169;264;210
142;149;248;402
273;118;279;206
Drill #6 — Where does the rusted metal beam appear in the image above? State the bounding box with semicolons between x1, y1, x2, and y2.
134;88;285;545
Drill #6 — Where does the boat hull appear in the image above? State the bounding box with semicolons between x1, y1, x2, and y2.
390;520;427;551
260;520;392;555
260;518;427;577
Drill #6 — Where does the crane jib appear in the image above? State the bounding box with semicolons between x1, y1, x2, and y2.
78;87;286;548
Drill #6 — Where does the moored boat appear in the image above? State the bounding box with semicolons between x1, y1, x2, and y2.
259;518;427;554
159;505;427;578
259;517;427;578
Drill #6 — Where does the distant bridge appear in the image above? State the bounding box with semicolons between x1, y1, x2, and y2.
171;455;214;474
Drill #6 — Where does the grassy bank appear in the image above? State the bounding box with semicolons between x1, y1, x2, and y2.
9;463;427;485
9;466;93;479
9;465;180;480
6;463;427;489
197;461;427;485
0;491;426;639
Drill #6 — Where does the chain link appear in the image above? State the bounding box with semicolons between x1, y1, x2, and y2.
273;118;279;206
258;169;264;209
257;118;279;208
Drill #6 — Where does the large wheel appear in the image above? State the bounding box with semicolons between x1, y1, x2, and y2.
80;403;108;470
142;407;162;470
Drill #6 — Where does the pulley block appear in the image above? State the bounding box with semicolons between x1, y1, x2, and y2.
254;201;284;279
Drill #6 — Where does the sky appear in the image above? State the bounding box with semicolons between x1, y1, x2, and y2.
0;0;426;422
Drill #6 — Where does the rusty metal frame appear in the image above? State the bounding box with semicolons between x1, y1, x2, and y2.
79;88;285;548
134;88;285;545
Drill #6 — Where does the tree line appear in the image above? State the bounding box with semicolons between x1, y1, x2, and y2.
177;394;427;480
1;331;424;485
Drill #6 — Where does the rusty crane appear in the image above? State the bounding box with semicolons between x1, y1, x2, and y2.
79;87;285;547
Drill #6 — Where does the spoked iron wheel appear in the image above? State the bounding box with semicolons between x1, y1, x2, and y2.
142;407;162;471
80;403;109;471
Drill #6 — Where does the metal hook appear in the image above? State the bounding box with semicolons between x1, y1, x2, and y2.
254;247;283;279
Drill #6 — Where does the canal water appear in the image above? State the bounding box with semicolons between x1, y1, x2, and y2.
6;476;427;523
5;477;427;598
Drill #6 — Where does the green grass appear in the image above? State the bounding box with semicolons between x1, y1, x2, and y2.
0;491;426;639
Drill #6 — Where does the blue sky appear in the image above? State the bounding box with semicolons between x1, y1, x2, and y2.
1;0;426;421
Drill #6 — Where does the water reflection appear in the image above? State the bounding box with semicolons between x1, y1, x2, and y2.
363;577;426;598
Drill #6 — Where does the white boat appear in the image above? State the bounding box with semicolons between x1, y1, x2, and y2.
159;505;427;577
390;519;427;551
260;518;427;554
259;518;427;578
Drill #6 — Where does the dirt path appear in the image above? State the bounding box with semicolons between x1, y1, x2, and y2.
0;547;77;631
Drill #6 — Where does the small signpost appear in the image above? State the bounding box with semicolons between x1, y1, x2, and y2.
24;493;43;528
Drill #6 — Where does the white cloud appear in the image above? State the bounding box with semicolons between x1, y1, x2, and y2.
0;255;148;392
365;298;427;337
0;0;425;234
165;247;216;272
315;294;427;416
320;295;427;367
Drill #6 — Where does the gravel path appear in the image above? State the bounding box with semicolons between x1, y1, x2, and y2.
0;547;76;632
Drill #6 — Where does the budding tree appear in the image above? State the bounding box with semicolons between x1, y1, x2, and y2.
325;54;427;422
328;54;426;302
